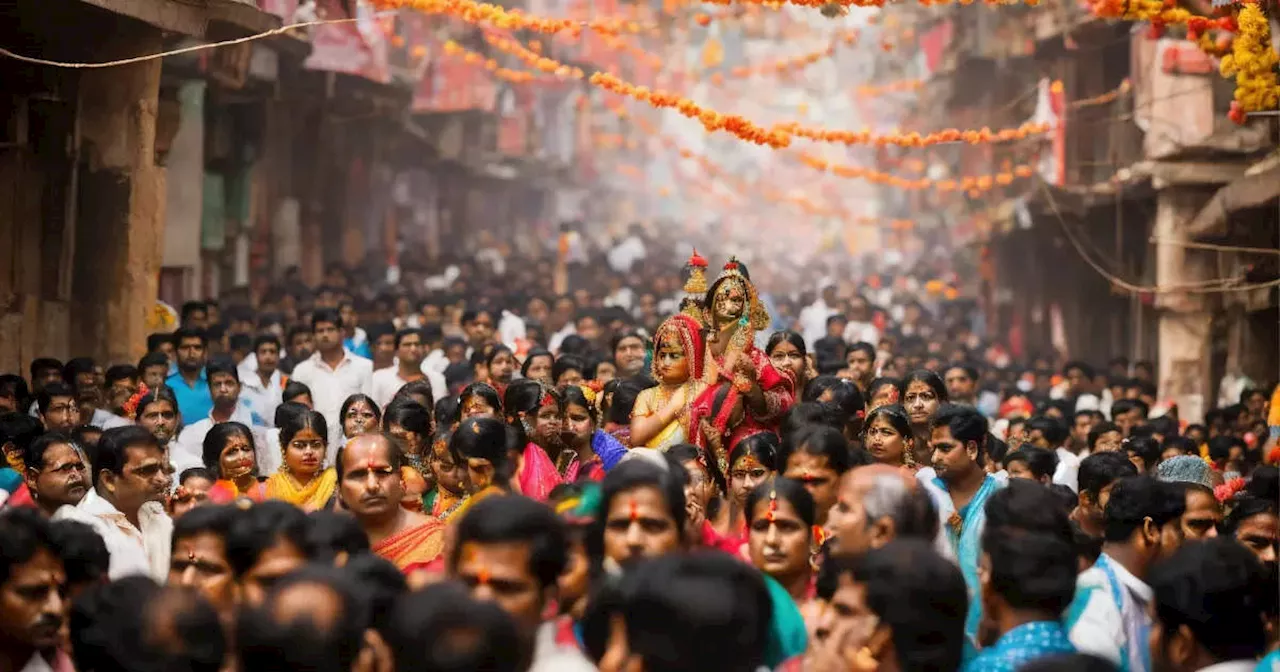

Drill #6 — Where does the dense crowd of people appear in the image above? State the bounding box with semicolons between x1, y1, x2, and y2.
0;229;1277;672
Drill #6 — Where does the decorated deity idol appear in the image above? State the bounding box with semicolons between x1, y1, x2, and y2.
629;313;712;450
695;255;796;452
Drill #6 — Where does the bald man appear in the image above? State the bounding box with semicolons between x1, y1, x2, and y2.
824;465;947;559
337;433;445;575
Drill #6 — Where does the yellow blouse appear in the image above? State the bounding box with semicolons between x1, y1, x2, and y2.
631;382;705;450
265;468;338;512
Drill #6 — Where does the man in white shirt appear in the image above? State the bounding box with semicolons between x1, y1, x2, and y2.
545;296;577;353
54;425;173;581
238;334;286;428
1065;477;1185;671
841;295;880;347
798;284;839;349
170;360;269;475
372;328;438;408
289;309;373;448
607;227;647;274
419;324;450;375
498;309;527;350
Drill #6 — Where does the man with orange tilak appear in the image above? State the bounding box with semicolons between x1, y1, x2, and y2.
450;494;595;671
337;433;444;576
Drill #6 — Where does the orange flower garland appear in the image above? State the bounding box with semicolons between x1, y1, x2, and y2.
777;120;1052;147
800;153;1036;193
480;34;586;79
855;79;924;98
373;0;651;35
706;30;856;80
442;40;576;83
591;72;794;147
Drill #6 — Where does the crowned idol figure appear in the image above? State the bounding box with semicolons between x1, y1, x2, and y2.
695;254;796;461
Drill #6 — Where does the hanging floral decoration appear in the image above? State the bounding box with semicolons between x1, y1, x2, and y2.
799;154;1036;193
591;72;794;147
373;0;651;35
478;34;586;79
1219;2;1280;124
777;120;1053;147
441;40;573;83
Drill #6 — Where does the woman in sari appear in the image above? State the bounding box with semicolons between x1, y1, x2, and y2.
558;384;627;482
897;370;948;467
422;427;468;521
766;331;812;396
502;380;563;501
862;404;918;471
383;400;433;511
202;422;267;503
629;313;712;450
746;478;818;603
706;432;779;555
264;408;337;511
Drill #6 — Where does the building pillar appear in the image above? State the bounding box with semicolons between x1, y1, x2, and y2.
1154;188;1215;422
72;25;165;365
161;81;206;306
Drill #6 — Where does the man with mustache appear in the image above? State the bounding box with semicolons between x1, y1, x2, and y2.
53;426;173;581
0;509;72;672
171;360;267;476
23;433;89;518
337;433;444;576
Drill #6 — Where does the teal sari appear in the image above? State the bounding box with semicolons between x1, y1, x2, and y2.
761;573;808;667
933;474;1002;663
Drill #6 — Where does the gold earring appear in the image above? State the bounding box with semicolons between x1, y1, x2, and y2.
280;449;290;473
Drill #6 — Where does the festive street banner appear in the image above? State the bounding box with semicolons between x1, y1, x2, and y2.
304;0;391;83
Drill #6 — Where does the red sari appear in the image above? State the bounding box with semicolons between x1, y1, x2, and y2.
517;443;562;501
373;518;446;575
693;344;796;455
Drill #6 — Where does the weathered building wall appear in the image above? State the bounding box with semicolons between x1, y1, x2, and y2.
71;25;166;366
0;49;79;370
161;80;207;304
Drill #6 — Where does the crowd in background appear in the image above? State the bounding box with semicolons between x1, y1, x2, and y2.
0;222;1277;672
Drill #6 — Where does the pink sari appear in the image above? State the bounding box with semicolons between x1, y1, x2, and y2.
518;443;561;501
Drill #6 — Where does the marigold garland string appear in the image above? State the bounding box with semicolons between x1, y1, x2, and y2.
478;34;586;79
591;72;794;147
373;0;652;35
442;39;580;83
799;153;1036;193
776;120;1053;147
